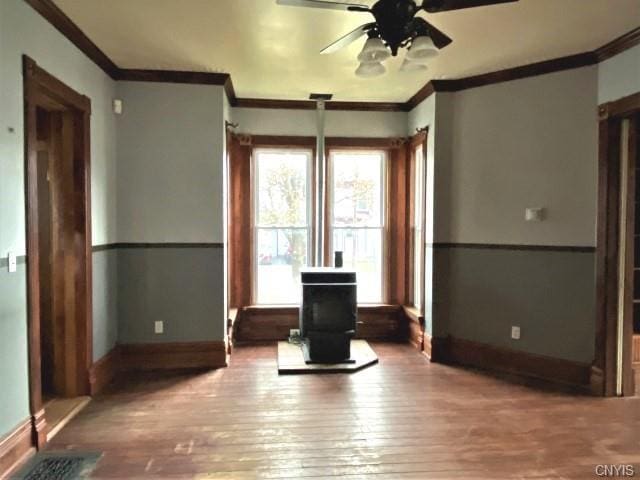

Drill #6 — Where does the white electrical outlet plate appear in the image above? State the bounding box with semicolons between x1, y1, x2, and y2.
511;326;521;340
154;321;164;334
525;207;544;222
7;251;16;273
113;99;123;115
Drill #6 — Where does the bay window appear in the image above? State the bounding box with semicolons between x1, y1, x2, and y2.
228;135;406;309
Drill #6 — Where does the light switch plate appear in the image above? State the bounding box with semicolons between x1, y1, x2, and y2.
511;326;521;340
154;321;164;334
7;251;16;273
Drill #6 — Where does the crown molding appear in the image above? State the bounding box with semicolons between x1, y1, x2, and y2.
406;81;436;111
23;0;640;113
430;52;597;93
595;26;640;62
404;26;640;108
24;0;119;79
117;69;230;86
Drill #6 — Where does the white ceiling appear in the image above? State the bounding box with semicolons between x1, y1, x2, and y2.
53;0;640;102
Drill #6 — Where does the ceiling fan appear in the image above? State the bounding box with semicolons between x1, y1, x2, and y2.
276;0;518;76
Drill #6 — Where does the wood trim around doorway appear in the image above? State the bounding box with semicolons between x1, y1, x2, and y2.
594;91;640;397
23;55;93;448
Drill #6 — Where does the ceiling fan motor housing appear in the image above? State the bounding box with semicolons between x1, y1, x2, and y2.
371;0;423;55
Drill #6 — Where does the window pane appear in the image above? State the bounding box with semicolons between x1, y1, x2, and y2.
332;228;382;303
257;150;309;227
330;150;385;303
256;227;308;304
331;152;383;227
255;149;311;304
413;145;424;310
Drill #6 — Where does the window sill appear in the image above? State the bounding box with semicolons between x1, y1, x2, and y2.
402;305;424;326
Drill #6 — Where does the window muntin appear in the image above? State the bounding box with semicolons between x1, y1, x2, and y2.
254;149;312;304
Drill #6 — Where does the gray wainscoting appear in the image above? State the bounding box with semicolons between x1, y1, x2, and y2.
432;245;596;364
0;258;31;437
117;246;225;344
92;249;118;361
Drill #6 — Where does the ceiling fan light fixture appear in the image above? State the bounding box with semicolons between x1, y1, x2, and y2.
355;61;386;78
406;35;439;62
357;37;390;63
400;58;428;72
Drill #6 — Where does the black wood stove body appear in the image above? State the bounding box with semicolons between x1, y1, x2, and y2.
299;268;357;363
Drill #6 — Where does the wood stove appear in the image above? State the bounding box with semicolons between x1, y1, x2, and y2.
299;267;357;363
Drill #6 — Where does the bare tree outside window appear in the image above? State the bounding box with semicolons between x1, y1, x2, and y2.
255;150;311;304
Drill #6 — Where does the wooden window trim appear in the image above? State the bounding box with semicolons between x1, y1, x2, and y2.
406;131;428;312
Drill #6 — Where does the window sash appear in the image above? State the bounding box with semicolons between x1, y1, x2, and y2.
253;148;313;304
327;149;387;304
411;143;426;312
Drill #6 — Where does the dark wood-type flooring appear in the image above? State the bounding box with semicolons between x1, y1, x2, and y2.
46;343;640;479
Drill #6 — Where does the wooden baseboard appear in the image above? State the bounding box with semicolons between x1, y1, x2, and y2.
590;365;605;396
119;341;227;371
0;419;35;479
30;409;46;450
235;305;404;343
430;336;450;363
437;336;591;389
88;347;120;395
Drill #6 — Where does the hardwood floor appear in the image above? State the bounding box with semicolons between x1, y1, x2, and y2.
46;343;640;479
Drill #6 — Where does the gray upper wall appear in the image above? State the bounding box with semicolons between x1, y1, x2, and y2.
438;66;599;247
231;108;408;137
116;81;226;244
598;43;640;104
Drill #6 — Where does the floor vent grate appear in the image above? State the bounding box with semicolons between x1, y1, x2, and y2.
14;452;101;480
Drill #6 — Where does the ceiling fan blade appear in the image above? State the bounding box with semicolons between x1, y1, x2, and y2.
276;0;370;12
422;0;518;13
422;20;452;49
320;22;376;54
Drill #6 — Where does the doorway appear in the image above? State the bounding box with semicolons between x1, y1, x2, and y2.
23;56;93;447
595;92;640;397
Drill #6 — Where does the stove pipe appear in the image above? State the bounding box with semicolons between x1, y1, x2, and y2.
309;93;332;267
